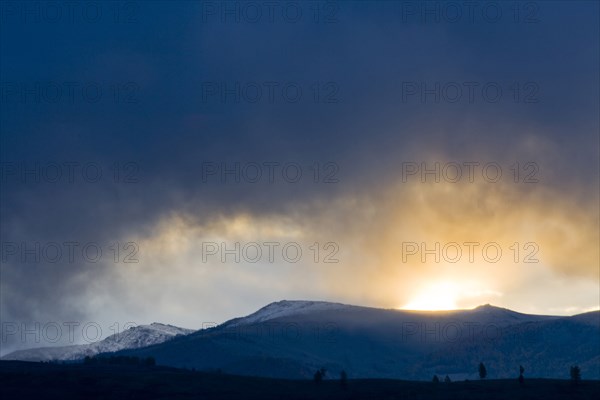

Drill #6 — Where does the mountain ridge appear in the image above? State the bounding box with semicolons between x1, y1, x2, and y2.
111;301;599;380
1;322;192;362
3;301;598;380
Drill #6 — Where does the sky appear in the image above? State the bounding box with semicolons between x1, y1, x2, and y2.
0;1;599;354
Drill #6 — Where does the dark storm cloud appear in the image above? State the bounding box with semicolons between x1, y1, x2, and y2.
1;1;598;352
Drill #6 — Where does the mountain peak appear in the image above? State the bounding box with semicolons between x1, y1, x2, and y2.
1;322;192;362
475;303;499;310
225;300;350;327
465;304;556;324
471;304;520;315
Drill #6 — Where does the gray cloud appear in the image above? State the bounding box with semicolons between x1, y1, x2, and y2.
1;1;598;353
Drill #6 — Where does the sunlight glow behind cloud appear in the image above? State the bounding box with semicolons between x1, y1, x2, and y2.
88;177;600;327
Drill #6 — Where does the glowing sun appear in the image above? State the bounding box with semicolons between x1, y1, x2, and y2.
401;282;459;311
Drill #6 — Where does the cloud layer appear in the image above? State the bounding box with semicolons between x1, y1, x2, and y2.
1;1;598;353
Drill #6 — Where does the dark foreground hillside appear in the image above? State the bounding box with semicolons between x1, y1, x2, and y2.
1;361;599;400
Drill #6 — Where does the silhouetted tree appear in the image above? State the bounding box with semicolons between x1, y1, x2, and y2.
444;375;451;383
314;368;326;384
518;365;525;385
340;370;348;389
432;375;440;383
314;370;322;383
478;362;487;379
570;365;581;384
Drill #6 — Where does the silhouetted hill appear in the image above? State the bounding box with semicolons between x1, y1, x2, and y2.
2;361;599;400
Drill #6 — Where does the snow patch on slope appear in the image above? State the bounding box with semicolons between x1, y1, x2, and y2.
225;300;350;327
2;323;193;362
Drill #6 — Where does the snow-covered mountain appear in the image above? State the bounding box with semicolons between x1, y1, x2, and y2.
1;323;192;362
113;300;599;380
4;301;598;380
222;300;353;327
